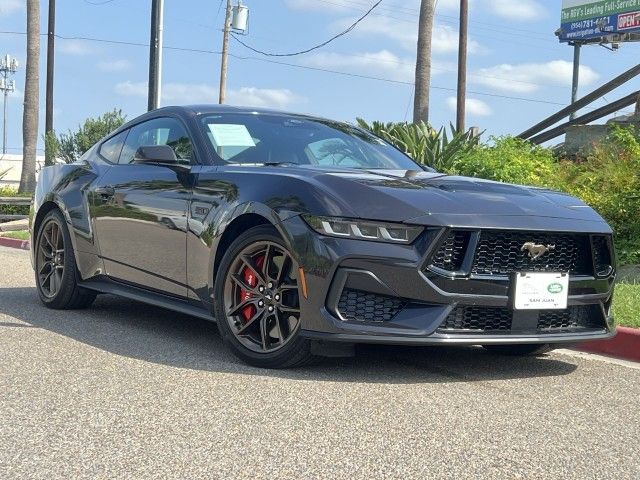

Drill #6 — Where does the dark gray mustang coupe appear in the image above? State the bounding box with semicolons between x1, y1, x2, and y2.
30;105;616;368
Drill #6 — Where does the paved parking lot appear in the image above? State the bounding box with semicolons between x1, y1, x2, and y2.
1;245;639;479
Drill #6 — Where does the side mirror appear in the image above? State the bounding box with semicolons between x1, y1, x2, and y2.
133;145;191;172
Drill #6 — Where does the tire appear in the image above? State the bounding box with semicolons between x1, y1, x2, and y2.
482;344;553;356
214;225;317;369
34;209;97;309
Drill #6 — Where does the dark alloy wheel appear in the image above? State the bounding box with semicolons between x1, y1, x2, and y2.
215;225;315;368
34;209;96;309
36;217;66;298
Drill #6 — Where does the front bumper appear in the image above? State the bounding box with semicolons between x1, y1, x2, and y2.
283;216;616;346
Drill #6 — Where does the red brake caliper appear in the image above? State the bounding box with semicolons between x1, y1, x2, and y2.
239;255;264;323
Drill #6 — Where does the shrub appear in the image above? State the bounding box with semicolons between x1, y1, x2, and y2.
0;186;31;216
449;136;558;187
356;119;480;171
558;126;640;264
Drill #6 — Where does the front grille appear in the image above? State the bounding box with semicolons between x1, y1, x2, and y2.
439;305;605;334
439;305;512;331
538;305;603;331
471;231;591;276
430;230;471;272
337;289;405;322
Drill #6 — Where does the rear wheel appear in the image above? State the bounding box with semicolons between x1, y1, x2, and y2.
214;225;316;368
482;344;552;356
34;209;96;309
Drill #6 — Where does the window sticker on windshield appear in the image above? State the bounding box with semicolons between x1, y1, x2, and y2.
208;124;255;147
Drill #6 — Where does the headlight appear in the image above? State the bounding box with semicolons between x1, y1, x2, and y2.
302;215;423;244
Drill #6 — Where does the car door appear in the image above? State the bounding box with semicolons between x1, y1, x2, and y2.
90;116;195;298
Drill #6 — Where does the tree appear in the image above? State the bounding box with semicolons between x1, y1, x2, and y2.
19;0;40;194
413;0;436;125
46;109;126;163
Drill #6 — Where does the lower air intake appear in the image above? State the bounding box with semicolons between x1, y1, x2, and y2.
337;289;405;322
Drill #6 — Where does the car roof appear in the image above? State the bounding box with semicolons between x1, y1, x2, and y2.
150;104;334;122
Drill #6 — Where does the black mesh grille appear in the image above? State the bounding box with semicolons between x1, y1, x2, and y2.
439;305;605;333
439;306;512;332
337;289;405;322
537;305;603;330
591;235;613;277
430;231;471;272
471;231;592;276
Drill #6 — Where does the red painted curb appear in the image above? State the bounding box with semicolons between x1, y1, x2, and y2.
0;236;30;251
575;327;640;363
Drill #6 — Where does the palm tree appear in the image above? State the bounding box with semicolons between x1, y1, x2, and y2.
413;0;436;124
19;0;40;194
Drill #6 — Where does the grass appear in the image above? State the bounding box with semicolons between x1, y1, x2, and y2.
0;231;30;240
613;283;640;329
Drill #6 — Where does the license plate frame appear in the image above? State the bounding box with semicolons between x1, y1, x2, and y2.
512;272;569;310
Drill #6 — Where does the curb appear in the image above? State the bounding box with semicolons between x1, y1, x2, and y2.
0;236;30;251
575;327;640;363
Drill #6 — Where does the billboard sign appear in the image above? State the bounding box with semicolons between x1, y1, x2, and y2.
560;0;640;42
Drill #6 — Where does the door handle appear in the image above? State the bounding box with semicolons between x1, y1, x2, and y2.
95;186;115;198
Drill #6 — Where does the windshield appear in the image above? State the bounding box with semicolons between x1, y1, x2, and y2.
200;113;424;170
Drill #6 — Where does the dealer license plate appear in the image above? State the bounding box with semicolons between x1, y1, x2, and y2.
513;272;569;310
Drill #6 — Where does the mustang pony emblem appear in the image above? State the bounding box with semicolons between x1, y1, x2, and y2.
521;242;556;260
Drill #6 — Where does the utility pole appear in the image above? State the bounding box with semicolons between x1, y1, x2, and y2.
148;0;164;111
456;0;468;133
219;0;232;104
0;55;18;155
570;43;581;120
45;0;55;164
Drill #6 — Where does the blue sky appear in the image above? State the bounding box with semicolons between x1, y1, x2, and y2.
0;0;639;153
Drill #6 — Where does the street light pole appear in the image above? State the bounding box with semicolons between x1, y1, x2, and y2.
0;55;18;155
570;43;581;120
219;0;232;104
456;0;468;133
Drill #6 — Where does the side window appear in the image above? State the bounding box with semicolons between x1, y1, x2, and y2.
98;130;128;163
119;117;194;165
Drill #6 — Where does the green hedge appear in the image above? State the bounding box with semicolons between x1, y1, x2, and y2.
0;186;31;216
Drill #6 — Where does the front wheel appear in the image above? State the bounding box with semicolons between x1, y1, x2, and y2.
214;225;316;368
482;344;552;356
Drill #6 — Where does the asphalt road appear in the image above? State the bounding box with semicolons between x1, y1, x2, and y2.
1;245;639;479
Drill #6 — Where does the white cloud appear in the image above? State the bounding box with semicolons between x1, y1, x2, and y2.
486;0;547;21
0;0;23;17
472;60;599;93
58;39;94;56
337;15;483;54
284;0;349;12
305;49;456;83
306;50;414;82
97;59;131;72
114;81;147;97
446;97;492;117
227;87;305;109
115;82;305;109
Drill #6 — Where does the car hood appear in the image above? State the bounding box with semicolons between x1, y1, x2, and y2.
302;168;610;232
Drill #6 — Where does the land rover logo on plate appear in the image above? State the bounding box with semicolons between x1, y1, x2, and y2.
547;282;564;294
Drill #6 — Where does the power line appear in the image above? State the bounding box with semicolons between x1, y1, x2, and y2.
230;0;383;57
0;30;626;108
